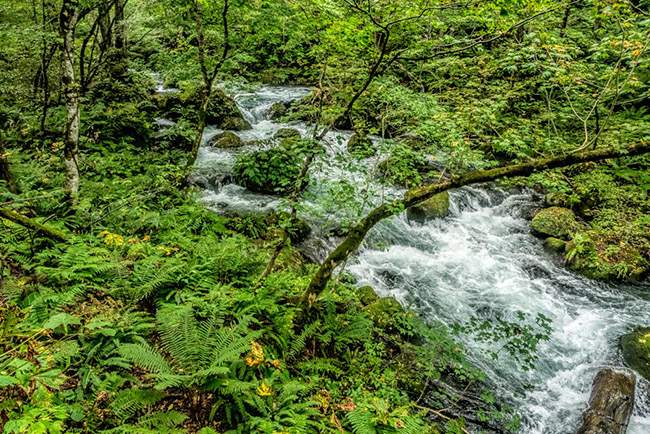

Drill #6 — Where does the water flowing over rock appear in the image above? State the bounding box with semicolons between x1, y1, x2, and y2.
575;368;636;434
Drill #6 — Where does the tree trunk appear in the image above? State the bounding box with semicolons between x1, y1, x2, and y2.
300;142;650;307
114;0;126;56
186;90;209;167
0;134;19;195
59;0;81;199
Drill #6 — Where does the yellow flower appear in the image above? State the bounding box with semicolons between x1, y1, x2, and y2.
99;231;124;246
246;341;264;367
257;381;272;396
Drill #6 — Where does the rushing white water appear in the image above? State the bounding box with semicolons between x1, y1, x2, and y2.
176;82;650;433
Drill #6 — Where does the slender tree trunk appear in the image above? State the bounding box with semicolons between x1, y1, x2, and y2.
299;142;650;308
187;89;210;167
59;0;81;199
185;0;229;167
0;134;20;195
114;0;126;56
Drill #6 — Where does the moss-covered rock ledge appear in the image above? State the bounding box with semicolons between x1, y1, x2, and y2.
530;206;649;282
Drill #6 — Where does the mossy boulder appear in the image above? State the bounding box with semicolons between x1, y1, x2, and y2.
221;116;252;131
347;133;376;158
530;207;580;240
565;233;649;281
268;102;287;120
543;237;567;253
358;286;379;306
405;190;450;223
209;131;242;148
365;296;404;326
155;88;250;130
274;128;301;140
620;328;650;381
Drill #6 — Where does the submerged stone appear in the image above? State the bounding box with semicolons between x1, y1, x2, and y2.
530;207;579;240
620;328;650;381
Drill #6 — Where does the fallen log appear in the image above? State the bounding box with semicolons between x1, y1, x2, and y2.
0;208;67;243
576;368;636;434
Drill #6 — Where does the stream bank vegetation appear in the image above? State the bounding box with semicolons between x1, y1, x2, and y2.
1;0;649;433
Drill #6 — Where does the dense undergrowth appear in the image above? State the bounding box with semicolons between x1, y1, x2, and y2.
1;139;540;433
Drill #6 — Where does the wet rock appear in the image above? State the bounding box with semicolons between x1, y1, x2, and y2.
187;169;232;190
347;133;376;158
575;368;636;434
221;116;252;131
155;88;250;131
620;328;650;381
530;207;579;241
405;190;450;223
268;102;287;120
544;237;567;253
209;131;242;148
358;286;379;306
274;128;301;140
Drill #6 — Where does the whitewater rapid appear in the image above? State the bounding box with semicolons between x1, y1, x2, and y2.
168;82;650;433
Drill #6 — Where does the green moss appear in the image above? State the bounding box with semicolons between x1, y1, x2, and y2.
543;237;567;253
233;146;303;196
620;328;650;381
358;285;379;305
530;207;580;241
209;131;242;148
406;190;450;223
274;128;301;139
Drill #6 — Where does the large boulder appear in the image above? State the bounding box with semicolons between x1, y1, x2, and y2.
358;286;379;306
405;189;450;223
209;131;242;148
347;133;376;158
531;207;580;240
221;116;252;131
575;368;636;434
620;328;650;381
155;88;251;131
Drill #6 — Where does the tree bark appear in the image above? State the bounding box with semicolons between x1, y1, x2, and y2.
299;142;650;307
185;0;230;168
59;0;81;199
0;208;67;242
0;134;19;195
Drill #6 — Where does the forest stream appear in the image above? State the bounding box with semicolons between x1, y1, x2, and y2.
166;84;650;434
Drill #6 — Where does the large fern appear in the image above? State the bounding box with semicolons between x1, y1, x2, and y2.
118;304;260;390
